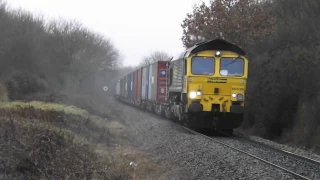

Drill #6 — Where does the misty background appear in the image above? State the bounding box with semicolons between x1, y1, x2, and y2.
1;0;320;151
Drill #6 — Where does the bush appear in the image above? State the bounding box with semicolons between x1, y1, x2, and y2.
0;82;8;102
0;110;110;179
0;2;121;101
5;71;48;100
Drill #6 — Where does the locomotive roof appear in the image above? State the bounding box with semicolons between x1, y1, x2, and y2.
182;38;246;58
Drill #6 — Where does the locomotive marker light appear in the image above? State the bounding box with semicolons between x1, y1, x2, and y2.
216;51;221;57
236;94;244;101
220;70;228;76
232;93;237;98
103;86;108;91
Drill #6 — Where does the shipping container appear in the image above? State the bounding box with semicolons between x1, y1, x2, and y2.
137;67;142;101
130;72;134;100
141;65;149;100
147;61;169;102
115;80;120;95
121;77;124;97
119;78;122;96
148;63;154;100
126;74;130;98
133;68;142;101
132;71;136;100
133;70;138;101
156;61;169;102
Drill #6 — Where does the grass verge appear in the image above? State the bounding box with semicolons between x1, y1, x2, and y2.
0;100;167;179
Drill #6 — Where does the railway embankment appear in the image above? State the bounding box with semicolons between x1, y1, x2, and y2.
0;84;171;180
116;101;306;180
2;80;320;179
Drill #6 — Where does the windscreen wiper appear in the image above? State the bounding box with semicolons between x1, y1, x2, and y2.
224;54;241;67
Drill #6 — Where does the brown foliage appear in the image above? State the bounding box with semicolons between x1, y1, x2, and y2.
181;0;320;150
181;0;276;48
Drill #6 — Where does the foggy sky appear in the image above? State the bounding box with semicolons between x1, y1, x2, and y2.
6;0;210;66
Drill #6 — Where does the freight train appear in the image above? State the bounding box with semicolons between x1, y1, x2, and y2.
114;39;248;133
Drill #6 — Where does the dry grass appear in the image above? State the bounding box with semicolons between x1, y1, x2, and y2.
94;145;171;180
0;101;88;117
0;101;167;180
0;116;109;179
312;128;320;154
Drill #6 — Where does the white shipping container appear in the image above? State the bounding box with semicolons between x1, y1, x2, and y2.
148;64;153;100
115;80;120;95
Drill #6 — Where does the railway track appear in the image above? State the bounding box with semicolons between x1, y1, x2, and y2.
181;126;320;180
116;99;320;180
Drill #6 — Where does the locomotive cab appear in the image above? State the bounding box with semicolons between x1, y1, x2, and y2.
166;39;248;132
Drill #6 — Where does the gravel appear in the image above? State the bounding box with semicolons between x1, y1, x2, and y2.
115;101;299;180
221;137;320;180
234;129;320;163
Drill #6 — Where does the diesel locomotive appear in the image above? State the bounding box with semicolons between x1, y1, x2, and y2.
115;39;248;132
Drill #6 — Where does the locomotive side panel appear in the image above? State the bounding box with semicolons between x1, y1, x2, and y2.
169;58;184;92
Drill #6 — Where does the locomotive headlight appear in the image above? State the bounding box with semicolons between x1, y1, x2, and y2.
189;91;197;99
216;51;221;56
231;93;244;101
236;94;244;101
189;91;202;99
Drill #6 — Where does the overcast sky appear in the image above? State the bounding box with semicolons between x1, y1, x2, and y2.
6;0;210;66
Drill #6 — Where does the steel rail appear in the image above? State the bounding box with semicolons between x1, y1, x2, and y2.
238;135;320;167
179;126;311;180
217;130;320;168
116;99;313;180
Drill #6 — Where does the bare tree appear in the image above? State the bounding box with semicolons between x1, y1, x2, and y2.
139;51;171;66
0;5;122;98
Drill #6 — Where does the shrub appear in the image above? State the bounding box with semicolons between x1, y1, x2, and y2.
0;82;8;102
5;71;48;100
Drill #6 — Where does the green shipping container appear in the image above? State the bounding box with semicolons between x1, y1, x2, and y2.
148;63;154;100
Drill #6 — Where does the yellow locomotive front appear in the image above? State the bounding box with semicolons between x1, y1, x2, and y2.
184;40;248;131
